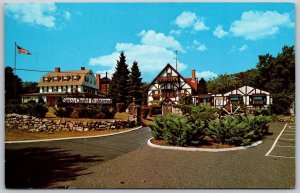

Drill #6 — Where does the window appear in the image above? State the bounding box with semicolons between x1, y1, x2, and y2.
62;76;69;81
44;87;49;92
53;86;58;92
230;97;239;101
62;86;66;92
167;73;172;77
43;77;49;82
53;76;59;81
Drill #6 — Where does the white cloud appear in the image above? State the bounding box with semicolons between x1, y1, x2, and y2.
213;25;228;38
5;3;57;28
88;31;187;80
230;10;294;40
64;11;71;20
169;29;181;35
174;11;197;28
197;44;207;52
139;30;184;52
174;11;209;32
239;44;248;52
196;71;218;80
193;19;209;31
193;40;207;52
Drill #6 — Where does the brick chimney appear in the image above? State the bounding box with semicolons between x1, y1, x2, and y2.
81;67;85;70
55;67;60;72
96;74;101;91
191;69;196;82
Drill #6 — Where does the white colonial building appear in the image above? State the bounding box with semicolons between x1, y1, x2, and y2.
21;67;108;106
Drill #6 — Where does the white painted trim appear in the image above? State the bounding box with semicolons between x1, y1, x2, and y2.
267;155;295;159
5;126;143;144
275;145;295;148
265;123;288;156
147;138;262;152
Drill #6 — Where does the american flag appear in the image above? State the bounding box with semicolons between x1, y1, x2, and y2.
16;45;31;55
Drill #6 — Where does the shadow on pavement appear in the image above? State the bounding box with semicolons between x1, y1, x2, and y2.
5;147;103;189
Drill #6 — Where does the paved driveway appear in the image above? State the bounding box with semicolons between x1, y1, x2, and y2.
5;123;295;189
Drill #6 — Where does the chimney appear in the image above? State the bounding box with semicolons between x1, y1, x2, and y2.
55;67;60;72
96;74;101;90
81;67;85;70
191;70;196;82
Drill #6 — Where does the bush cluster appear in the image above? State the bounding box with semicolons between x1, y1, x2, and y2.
151;114;207;146
5;98;48;118
150;106;271;147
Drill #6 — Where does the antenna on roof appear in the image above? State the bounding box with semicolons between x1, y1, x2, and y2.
174;50;178;71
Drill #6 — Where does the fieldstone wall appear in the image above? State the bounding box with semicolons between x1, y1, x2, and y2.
5;114;136;133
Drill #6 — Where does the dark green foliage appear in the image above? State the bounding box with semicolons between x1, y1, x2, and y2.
6;99;47;118
207;115;272;146
150;114;207;146
178;95;193;106
54;104;115;119
23;81;39;94
5;67;23;102
110;52;130;106
207;74;237;94
129;61;143;105
198;78;208;94
54;106;73;117
270;93;294;115
180;105;220;121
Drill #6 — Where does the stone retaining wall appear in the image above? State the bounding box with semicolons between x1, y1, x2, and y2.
5;114;136;133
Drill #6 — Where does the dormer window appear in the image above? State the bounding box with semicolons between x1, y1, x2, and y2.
43;77;49;82
53;76;60;81
62;76;69;81
72;75;80;80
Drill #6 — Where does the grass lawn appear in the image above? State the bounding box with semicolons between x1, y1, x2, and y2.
5;128;132;141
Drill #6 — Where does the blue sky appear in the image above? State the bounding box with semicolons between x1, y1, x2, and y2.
5;2;295;83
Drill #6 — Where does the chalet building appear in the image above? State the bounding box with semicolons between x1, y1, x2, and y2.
211;86;272;109
147;64;198;115
21;67;111;107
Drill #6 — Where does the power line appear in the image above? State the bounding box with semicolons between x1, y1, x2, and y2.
10;67;112;75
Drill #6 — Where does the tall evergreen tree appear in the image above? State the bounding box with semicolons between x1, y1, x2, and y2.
109;52;130;106
197;78;208;94
5;67;23;102
129;61;143;104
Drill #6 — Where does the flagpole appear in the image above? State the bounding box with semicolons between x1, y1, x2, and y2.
14;42;17;100
14;42;16;72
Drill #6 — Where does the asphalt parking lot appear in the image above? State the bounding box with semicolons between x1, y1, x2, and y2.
5;122;295;189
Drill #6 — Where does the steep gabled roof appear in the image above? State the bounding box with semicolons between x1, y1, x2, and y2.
146;63;197;91
37;70;93;87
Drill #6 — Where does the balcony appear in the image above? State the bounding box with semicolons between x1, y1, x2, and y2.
157;76;179;83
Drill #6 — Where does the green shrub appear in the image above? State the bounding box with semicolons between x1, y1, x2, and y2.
150;113;207;146
207;115;271;146
54;106;73;118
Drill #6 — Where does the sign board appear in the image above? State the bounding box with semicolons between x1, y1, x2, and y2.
62;97;112;104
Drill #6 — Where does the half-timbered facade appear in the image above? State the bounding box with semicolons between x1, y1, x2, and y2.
147;64;198;115
211;86;272;109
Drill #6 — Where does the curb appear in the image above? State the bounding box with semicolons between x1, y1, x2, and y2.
5;126;143;144
147;138;262;152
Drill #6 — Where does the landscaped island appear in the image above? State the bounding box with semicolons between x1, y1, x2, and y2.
149;105;272;148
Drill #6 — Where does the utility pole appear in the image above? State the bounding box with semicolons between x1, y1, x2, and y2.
174;50;178;71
